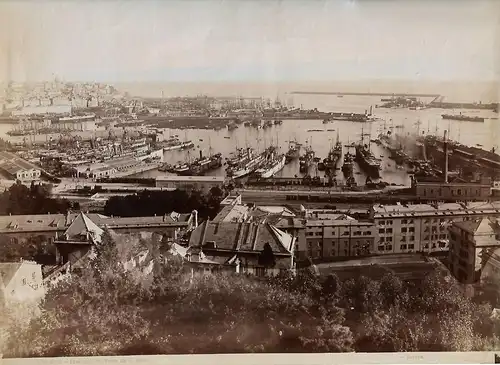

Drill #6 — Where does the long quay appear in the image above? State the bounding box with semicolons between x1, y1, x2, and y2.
290;91;441;98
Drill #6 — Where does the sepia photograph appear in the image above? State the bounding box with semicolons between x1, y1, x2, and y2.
0;0;499;362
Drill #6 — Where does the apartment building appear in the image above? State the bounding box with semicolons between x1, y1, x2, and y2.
448;217;500;285
370;201;500;255
303;218;376;261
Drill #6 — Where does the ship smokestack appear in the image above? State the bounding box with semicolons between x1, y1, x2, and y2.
199;150;203;159
443;130;449;183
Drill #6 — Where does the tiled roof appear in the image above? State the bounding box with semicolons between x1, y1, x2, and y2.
454;218;500;248
0;214;67;233
189;221;293;254
64;212;104;243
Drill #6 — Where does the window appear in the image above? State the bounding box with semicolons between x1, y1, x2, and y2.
387;228;393;234
353;231;361;236
408;244;415;250
387;237;393;242
401;227;407;233
380;237;385;243
379;220;385;225
409;227;415;233
32;272;36;280
402;219;407;224
408;219;414;224
387;220;393;225
342;231;349;236
378;245;384;251
22;278;26;285
424;219;430;224
424;235;430;241
379;229;385;234
401;236;406;242
409;235;415;241
400;244;407;250
363;231;371;236
387;245;393;251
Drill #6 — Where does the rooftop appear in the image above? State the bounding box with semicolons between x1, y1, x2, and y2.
373;201;500;218
189;221;294;254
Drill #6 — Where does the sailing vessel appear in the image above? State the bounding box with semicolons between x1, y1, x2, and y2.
254;146;286;179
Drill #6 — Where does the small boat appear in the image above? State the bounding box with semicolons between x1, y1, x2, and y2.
327;129;335;131
476;144;483;147
224;136;231;139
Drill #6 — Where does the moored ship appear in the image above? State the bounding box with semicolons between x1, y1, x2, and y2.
342;152;354;178
162;137;195;151
441;113;484;123
254;147;286;178
226;147;268;179
323;132;342;172
299;145;315;174
355;143;381;179
285;140;301;164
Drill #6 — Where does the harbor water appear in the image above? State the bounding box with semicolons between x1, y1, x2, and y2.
1;94;498;185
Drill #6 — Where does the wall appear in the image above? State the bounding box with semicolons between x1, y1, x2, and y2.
415;182;491;200
3;262;45;305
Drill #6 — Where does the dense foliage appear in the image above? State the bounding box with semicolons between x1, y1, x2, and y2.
0;182;78;215
103;187;225;220
3;232;500;357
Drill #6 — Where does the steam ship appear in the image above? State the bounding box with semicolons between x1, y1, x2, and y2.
342;152;354;178
254;147;286;178
226;147;268;179
285;140;301;164
441;113;484;123
324;132;342;172
299;145;315;174
379;132;406;165
355;143;381;179
162;137;195;151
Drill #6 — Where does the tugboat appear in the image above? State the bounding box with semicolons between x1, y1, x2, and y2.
285;140;301;164
274;119;283;125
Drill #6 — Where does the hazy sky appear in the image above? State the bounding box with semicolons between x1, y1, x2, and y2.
1;0;499;83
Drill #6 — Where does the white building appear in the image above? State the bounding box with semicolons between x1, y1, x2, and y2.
0;260;45;310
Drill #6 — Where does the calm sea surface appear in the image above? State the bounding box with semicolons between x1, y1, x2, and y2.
1;94;498;184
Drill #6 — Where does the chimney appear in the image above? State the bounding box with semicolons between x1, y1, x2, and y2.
163;214;166;222
200;150;203;159
192;210;198;228
443;130;449;183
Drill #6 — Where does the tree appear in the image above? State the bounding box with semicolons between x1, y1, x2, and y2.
258;242;276;268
